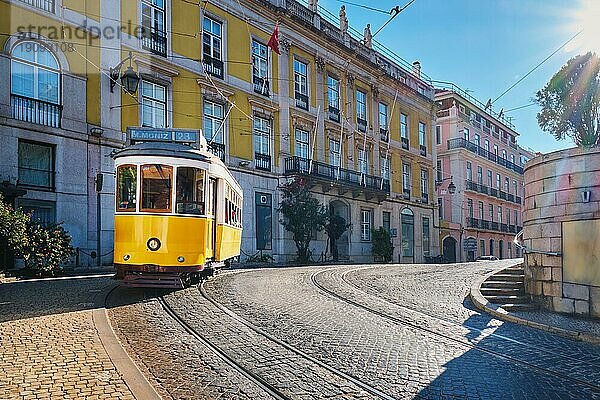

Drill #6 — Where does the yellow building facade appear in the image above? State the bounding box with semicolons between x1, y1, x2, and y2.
0;0;438;264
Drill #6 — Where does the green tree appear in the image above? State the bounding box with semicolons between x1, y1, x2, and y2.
324;212;350;261
278;178;328;263
0;194;29;260
371;227;393;263
535;52;600;147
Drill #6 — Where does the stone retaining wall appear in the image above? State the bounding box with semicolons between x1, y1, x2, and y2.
523;146;600;318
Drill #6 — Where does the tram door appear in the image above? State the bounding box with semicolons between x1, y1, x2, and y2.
206;177;218;259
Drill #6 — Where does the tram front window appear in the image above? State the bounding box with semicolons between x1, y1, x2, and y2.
176;167;205;215
141;164;173;212
116;165;137;212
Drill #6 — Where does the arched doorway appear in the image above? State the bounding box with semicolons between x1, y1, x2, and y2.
499;240;504;260
329;200;350;260
401;208;414;262
442;236;457;263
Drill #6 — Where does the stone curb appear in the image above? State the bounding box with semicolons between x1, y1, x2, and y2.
93;286;162;400
469;266;600;345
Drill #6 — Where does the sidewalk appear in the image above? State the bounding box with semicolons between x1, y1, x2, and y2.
470;268;600;344
0;276;157;399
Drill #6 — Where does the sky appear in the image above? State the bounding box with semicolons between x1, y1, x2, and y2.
314;0;599;154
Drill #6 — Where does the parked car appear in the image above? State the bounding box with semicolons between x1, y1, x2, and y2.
476;255;499;261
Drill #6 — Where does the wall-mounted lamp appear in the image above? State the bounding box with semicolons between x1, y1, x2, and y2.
582;190;591;203
239;160;251;167
435;176;456;195
90;127;104;137
109;51;140;94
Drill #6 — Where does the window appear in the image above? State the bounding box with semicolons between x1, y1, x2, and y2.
463;127;469;141
467;199;473;218
383;211;391;233
295;128;310;159
361;209;372;241
117;165;137;212
484;139;490;153
504;177;510;193
514;210;519;226
474;134;480;147
419;122;427;147
502;149;507;160
477;166;483;185
294;59;309;110
420;169;429;199
487;170;493;187
490;239;495;256
141;0;167;56
480;239;485;256
141;80;167;128
19;199;56;225
255;192;272;250
466;161;472;181
506;209;511;225
489;204;494;221
203;100;224;143
438;198;444;220
493;144;498;157
496;173;501;189
358;148;369;174
498;206;503;223
510;154;515;165
202;16;223;79
11;42;61;127
356;90;367;131
253;116;271;170
176;167;205;214
225;184;242;227
329;138;340;167
327;76;340;121
402;163;411;195
18;140;54;189
379;103;388;131
437;160;443;182
252;40;269;95
401;208;414;257
381;157;390;180
478;201;484;219
400;113;408;139
513;180;518;196
141;164;173;212
422;217;430;256
436;125;441;145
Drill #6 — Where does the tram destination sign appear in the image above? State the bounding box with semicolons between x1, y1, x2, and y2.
127;127;200;143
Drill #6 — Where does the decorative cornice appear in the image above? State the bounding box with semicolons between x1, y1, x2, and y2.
133;56;180;77
196;77;235;97
248;97;279;114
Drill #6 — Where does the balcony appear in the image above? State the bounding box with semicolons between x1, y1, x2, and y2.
464;180;522;205
208;142;225;161
253;76;270;96
11;95;61;128
17;0;54;12
403;188;411;199
447;138;524;174
295;92;309;110
421;193;429;204
401;137;409;150
380;128;389;142
328;105;340;122
357;117;367;133
202;55;224;79
255;152;271;171
141;27;167;57
466;218;517;235
284;156;390;200
420;145;427;157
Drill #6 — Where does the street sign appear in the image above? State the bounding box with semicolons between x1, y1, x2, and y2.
390;228;398;238
127;127;200;143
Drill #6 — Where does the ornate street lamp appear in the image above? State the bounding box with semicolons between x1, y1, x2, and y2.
109;51;140;94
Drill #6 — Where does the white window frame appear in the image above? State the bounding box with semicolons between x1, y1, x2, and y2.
356;89;367;121
253;115;271;155
295;128;310;159
419;121;427;147
379;103;388;130
358;148;369;174
140;80;167;128
400;113;408;139
203;100;225;143
329;138;340;167
361;209;372;242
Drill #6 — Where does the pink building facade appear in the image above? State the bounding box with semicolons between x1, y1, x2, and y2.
435;86;533;262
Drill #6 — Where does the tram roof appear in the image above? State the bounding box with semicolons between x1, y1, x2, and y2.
112;141;212;162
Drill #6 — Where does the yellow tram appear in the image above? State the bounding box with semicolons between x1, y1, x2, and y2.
112;129;243;288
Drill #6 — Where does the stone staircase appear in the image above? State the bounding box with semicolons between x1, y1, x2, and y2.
480;265;538;311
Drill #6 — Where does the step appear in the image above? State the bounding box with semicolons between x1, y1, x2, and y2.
492;274;524;282
502;268;525;275
487;295;531;304
482;280;523;289
481;287;525;296
498;303;539;311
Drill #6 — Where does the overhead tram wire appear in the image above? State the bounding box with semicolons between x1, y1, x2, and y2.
492;29;583;105
372;0;417;39
333;0;390;14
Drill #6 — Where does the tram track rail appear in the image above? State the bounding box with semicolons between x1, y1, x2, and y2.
310;268;600;394
197;279;397;400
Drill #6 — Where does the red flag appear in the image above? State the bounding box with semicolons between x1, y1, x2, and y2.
267;24;281;55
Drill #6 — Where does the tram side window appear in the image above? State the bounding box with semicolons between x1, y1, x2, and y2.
117;165;137;212
225;184;242;227
141;164;173;212
176;167;205;215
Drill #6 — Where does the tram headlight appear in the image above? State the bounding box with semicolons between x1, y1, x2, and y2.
123;254;130;261
177;256;185;263
147;237;161;251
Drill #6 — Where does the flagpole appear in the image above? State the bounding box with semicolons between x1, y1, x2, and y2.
381;89;398;190
308;105;321;175
337;116;344;180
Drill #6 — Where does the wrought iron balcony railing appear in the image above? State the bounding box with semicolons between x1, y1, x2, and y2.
141;27;167;57
202;55;224;79
295;92;309;110
420;145;427;157
401;137;409;150
464;180;522;205
17;0;54;12
255;152;271;171
357;117;367;133
447;138;524;174
380;128;389;142
328;105;340;122
11;94;61;128
284;156;390;194
253;76;270;96
208;142;225;161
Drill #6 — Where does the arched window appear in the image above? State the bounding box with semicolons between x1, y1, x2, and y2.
10;41;61;127
401;208;414;258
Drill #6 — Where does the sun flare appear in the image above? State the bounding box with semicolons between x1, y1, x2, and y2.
566;0;600;54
